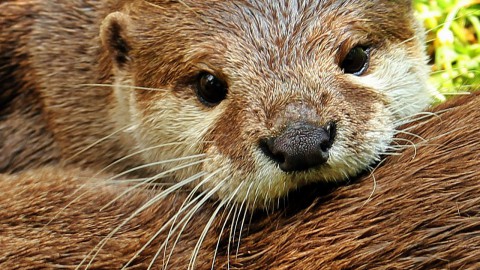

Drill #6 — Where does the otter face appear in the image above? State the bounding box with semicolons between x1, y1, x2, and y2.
101;0;432;208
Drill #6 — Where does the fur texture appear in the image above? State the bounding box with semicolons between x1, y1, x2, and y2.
1;92;479;269
2;0;478;268
0;0;434;208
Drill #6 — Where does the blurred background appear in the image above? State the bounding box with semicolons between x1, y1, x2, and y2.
414;0;479;102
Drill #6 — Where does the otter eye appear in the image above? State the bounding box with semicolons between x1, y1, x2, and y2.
196;72;228;106
340;46;370;76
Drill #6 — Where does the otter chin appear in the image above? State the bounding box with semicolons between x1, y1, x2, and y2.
1;0;433;208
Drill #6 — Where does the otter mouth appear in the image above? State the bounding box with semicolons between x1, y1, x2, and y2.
259;121;337;173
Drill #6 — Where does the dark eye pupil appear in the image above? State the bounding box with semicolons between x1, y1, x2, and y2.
341;46;370;75
196;72;228;106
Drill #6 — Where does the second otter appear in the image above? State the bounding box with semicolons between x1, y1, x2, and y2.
0;0;433;208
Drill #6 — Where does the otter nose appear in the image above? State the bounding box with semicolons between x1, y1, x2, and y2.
260;122;336;172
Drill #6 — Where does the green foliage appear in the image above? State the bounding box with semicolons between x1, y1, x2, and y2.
414;0;480;102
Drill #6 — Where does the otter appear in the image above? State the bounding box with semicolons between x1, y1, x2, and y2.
1;92;479;269
0;0;434;209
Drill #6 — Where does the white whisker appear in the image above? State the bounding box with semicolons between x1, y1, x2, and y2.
122;167;226;270
162;175;230;270
362;158;386;207
188;183;241;270
235;182;254;257
79;170;212;270
80;83;167;92
212;184;243;269
101;158;211;211
66;124;135;163
394;130;427;142
106;178;170;185
105;154;206;182
389;137;418;158
93;142;191;177
393;111;444;128
45;181;104;226
226;204;240;270
160;168;229;269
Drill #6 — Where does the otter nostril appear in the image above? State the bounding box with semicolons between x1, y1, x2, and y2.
322;121;337;151
320;142;330;153
259;138;285;164
259;122;336;173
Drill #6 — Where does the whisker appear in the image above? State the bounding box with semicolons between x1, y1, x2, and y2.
393;111;444;127
125;187;212;270
128;188;212;270
212;192;239;270
79;83;168;92
211;182;244;270
398;121;449;135
188;184;242;270
123;167;226;270
389;137;418;158
155;190;211;270
419;126;468;146
246;185;262;235
104;154;207;182
65;124;135;163
226;203;240;269
106;178;173;185
389;100;435;121
362;158;386;207
235;182;254;257
383;123;469;160
45;180;105;226
79;170;210;270
162;175;230;269
101;158;211;211
379;152;403;157
47;175;167;228
93;142;191;177
159;168;228;269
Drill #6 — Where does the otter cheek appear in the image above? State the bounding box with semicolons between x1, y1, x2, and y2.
357;47;432;119
125;93;204;180
201;144;293;208
201;145;236;200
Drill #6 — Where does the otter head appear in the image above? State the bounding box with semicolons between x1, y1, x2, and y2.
100;0;433;208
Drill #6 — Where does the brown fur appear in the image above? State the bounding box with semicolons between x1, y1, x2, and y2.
1;0;479;268
1;0;433;207
1;92;479;269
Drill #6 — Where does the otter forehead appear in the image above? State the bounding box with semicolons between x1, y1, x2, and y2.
181;0;415;42
135;0;416;84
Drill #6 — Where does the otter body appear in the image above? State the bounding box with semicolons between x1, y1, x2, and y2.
1;1;479;269
1;0;433;208
1;93;479;269
0;0;129;172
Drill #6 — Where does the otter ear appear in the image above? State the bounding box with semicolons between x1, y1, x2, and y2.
100;12;132;69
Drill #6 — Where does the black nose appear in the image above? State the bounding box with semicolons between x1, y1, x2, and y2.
260;122;336;172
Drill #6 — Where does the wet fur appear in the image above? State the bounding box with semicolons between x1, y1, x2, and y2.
1;92;479;269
